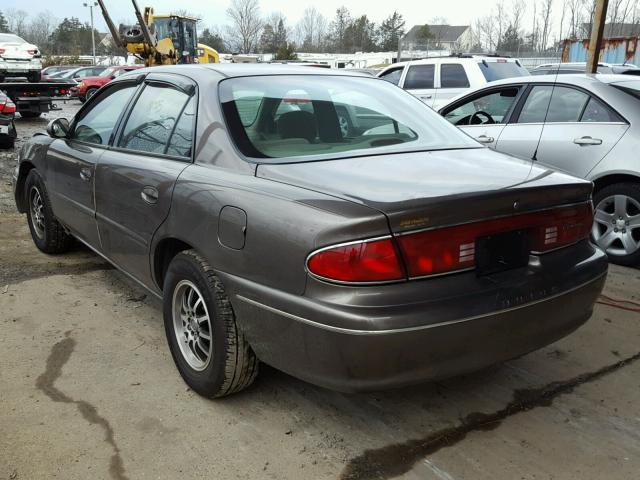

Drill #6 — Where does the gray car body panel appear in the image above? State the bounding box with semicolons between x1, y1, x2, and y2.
14;65;608;391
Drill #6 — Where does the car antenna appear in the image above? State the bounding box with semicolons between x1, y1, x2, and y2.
531;61;562;162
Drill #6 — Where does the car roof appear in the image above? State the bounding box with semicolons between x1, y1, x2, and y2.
384;56;519;68
473;73;633;87
131;63;371;78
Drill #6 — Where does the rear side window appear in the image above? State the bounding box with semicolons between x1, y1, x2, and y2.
479;61;530;81
404;65;435;89
119;84;191;155
581;97;621;122
440;64;470;88
379;67;404;86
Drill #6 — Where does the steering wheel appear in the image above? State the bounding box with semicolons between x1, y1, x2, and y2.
469;111;495;125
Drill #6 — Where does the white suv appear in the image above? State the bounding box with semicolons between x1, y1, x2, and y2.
377;55;529;110
0;33;42;83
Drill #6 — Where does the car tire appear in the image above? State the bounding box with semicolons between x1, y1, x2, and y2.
0;135;14;149
85;88;98;101
592;182;640;266
24;169;74;254
163;250;258;398
20;111;42;119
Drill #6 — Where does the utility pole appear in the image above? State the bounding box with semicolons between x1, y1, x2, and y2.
587;0;609;73
84;2;98;65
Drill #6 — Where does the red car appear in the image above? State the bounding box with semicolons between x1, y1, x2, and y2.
77;65;144;102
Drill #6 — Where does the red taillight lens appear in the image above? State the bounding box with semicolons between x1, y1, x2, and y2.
0;98;16;114
0;48;4;54
307;238;404;283
397;203;593;278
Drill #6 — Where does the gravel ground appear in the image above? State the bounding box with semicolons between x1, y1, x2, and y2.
1;101;640;480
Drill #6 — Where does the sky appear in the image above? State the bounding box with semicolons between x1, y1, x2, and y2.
1;0;539;32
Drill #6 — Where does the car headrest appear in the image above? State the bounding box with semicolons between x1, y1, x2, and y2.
277;110;317;142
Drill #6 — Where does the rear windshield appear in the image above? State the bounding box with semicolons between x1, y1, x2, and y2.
219;75;478;162
613;80;640;100
0;34;26;44
479;61;530;82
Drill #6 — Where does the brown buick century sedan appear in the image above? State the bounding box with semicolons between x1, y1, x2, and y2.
13;64;607;397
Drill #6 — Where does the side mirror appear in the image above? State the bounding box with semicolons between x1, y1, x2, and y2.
47;118;70;139
110;75;116;80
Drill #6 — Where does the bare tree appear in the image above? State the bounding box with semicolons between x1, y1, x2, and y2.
226;0;263;54
539;0;554;51
24;11;57;52
295;7;327;52
5;8;29;37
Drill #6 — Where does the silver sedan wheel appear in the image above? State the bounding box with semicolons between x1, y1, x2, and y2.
592;194;640;257
29;186;45;239
172;280;213;371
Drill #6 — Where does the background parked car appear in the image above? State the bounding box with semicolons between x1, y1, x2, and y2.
0;90;17;148
440;74;640;265
377;55;529;110
0;33;42;83
76;65;144;102
40;65;84;81
531;62;639;75
55;65;107;81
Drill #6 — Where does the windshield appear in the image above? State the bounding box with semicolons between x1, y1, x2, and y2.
220;75;478;162
613;80;640;100
0;34;26;44
479;61;529;82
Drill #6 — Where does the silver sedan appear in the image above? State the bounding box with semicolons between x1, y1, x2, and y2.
440;74;640;265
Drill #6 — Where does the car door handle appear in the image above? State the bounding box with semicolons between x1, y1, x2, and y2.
573;136;603;146
79;167;92;181
141;186;159;204
476;135;495;144
420;95;433;99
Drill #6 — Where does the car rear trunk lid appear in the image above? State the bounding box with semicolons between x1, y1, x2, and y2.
256;149;593;234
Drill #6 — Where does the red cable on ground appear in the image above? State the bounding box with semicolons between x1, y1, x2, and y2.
596;295;640;314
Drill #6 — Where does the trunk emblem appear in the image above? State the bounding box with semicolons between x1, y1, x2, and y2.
513;201;520;210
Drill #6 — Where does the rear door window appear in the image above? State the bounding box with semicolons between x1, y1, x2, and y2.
545;86;589;123
440;64;470;88
404;65;435;89
118;84;191;155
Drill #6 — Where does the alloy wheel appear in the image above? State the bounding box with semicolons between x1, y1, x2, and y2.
172;280;213;371
592;194;640;257
29;186;45;239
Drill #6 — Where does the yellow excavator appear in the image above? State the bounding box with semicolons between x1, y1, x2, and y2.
96;0;218;66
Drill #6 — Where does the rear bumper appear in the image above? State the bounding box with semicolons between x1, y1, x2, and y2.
223;241;608;392
0;115;16;141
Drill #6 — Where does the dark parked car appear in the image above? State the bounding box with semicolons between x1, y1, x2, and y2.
13;65;607;397
0;90;17;148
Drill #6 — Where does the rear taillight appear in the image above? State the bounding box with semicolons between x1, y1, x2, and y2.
0;98;16;114
307;203;593;284
28;49;38;55
397;203;593;278
0;48;5;55
307;237;404;283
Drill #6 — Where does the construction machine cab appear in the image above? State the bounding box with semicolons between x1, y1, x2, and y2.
151;15;198;64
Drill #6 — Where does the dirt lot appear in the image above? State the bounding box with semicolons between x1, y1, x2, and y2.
1;101;640;480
